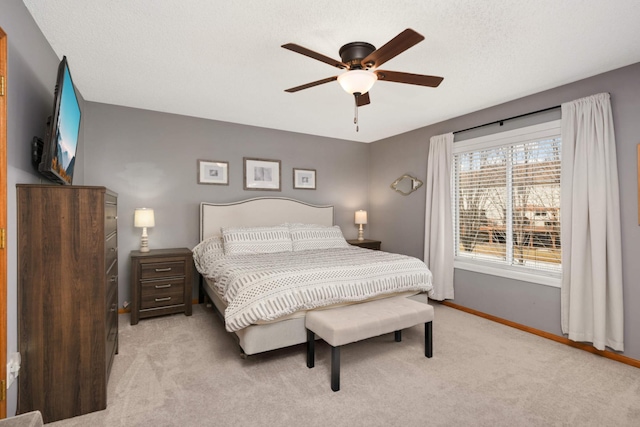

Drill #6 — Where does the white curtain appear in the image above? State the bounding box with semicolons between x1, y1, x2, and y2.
560;93;624;351
424;133;454;300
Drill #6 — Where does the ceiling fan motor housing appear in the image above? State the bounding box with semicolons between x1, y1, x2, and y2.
339;42;376;69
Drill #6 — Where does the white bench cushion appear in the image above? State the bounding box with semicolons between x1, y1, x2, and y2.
306;296;434;347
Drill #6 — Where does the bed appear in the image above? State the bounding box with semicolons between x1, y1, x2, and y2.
194;197;433;356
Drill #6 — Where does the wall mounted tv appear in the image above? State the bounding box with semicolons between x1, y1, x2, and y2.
32;56;81;185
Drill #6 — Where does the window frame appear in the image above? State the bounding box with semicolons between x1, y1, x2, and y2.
452;120;562;288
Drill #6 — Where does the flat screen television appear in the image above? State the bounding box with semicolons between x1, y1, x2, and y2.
33;56;81;185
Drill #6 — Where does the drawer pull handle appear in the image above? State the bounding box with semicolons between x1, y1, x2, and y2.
110;276;117;283
155;284;172;289
155;297;172;302
110;304;117;313
155;267;172;273
110;247;118;252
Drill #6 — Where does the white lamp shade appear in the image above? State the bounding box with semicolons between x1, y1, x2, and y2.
134;208;155;228
337;70;377;95
355;210;368;225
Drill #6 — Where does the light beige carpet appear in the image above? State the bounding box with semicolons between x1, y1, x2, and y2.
47;303;640;427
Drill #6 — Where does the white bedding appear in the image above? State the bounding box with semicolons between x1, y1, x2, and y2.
196;246;433;332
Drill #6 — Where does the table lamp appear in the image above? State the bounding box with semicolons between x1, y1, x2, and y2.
355;210;367;241
134;208;155;253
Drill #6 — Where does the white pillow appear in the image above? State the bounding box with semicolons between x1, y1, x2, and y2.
288;223;349;251
192;236;225;275
222;225;293;255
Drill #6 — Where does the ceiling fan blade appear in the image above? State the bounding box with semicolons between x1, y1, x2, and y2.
375;70;444;87
284;76;338;93
360;29;424;68
356;92;371;107
282;43;347;69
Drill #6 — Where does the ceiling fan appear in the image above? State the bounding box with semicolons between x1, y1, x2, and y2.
282;28;444;109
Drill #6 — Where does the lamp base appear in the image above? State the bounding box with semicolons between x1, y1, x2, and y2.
140;228;150;253
357;224;364;241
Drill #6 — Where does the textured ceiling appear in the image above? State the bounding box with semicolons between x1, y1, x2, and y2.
23;0;640;143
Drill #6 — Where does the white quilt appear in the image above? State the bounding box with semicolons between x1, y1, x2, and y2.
198;247;433;332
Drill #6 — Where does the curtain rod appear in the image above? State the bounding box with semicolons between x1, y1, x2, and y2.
453;105;561;135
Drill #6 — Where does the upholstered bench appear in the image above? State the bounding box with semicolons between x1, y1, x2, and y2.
305;296;434;391
0;411;43;427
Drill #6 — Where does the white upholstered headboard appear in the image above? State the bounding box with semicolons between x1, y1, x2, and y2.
200;197;335;241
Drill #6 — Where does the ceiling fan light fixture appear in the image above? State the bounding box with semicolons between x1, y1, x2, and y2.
337;70;377;95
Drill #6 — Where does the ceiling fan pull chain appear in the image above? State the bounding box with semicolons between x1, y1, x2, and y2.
354;94;359;132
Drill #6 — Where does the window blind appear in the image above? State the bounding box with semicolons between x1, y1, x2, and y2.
452;122;562;276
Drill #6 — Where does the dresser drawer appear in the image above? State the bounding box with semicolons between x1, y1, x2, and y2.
105;202;117;236
106;275;118;306
106;276;118;310
106;288;118;348
106;260;118;289
105;232;118;271
105;279;118;378
140;279;184;309
140;261;185;280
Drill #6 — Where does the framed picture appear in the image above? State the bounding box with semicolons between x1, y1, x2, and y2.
243;157;281;191
198;160;229;185
293;168;316;190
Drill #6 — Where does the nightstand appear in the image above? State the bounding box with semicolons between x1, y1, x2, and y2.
347;239;382;250
130;248;193;325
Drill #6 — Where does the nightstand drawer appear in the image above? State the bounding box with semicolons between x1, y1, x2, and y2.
140;279;185;309
140;261;185;280
358;241;381;250
347;239;381;250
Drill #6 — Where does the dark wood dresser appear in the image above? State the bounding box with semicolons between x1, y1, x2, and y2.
17;184;118;423
130;248;193;325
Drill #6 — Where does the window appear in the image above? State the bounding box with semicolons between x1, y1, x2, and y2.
452;121;562;286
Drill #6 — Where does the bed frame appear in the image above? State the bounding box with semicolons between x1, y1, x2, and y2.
199;197;335;355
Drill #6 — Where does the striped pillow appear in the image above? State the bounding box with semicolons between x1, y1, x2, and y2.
222;225;293;255
192;236;225;275
288;223;349;251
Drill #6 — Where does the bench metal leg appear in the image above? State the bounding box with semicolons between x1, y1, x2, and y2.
331;345;340;392
307;329;315;368
395;330;402;342
425;321;433;358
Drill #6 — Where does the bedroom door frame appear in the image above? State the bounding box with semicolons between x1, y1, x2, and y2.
0;26;8;419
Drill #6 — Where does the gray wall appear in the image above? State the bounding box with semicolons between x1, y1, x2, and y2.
82;103;370;309
3;0;640;417
0;0;86;416
370;62;640;360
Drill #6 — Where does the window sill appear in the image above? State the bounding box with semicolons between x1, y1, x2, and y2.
454;259;561;288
